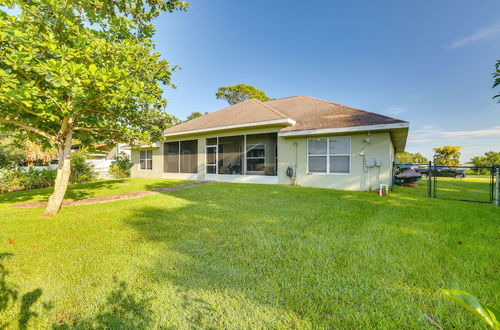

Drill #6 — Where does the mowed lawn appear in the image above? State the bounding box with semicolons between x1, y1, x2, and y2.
0;179;498;328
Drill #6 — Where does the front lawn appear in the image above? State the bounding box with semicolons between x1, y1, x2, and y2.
0;178;191;208
0;179;498;328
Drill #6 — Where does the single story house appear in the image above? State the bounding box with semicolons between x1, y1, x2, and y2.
131;96;409;191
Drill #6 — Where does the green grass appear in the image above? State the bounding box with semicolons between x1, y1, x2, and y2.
395;175;494;202
0;179;498;328
0;178;192;208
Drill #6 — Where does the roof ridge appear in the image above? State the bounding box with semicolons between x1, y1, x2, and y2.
252;98;289;119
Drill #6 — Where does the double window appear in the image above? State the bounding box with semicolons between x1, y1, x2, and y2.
140;150;153;170
308;137;350;174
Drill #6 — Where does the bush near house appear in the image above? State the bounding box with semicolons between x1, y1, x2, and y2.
69;150;96;184
109;152;133;179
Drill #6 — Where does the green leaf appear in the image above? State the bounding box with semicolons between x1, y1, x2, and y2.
441;289;499;329
88;64;97;75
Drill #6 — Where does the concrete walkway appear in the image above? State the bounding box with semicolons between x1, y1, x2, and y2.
10;181;213;208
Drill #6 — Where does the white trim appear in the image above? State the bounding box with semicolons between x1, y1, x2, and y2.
306;136;351;175
164;118;295;137
205;174;278;184
279;122;409;137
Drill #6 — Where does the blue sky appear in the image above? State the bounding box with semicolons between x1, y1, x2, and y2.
152;0;500;161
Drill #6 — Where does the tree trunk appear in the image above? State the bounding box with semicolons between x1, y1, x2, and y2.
43;125;73;217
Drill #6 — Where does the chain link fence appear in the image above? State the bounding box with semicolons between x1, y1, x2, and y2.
393;162;499;204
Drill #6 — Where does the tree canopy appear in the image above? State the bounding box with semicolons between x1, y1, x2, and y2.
185;111;208;121
494;60;500;103
471;151;500;167
0;0;188;215
433;146;462;166
396;151;428;163
215;84;270;105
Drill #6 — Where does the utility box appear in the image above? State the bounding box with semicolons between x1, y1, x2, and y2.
365;157;376;167
365;158;381;167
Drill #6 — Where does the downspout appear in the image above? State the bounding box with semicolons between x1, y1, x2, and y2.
293;142;298;185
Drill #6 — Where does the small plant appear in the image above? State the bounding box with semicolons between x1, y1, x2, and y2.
70;150;95;184
109;152;133;179
441;289;499;329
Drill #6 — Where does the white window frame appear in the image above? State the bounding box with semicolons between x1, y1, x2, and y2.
307;136;351;175
246;144;266;173
139;149;153;171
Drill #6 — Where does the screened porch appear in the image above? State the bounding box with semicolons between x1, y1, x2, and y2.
206;133;277;176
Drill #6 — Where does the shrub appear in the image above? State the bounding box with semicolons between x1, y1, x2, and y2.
109;152;133;179
0;167;57;193
70;150;95;183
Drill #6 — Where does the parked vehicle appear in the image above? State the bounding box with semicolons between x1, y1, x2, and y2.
416;166;466;179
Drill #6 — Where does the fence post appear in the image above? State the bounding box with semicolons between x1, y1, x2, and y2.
391;161;395;192
496;165;499;207
427;161;432;198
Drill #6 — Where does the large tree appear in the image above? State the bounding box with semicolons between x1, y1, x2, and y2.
433;146;462;166
0;0;188;216
215;84;270;105
396;151;428;163
494;60;500;102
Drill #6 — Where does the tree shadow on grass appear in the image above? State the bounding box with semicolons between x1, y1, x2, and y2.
53;279;154;329
0;253;45;329
0;180;127;207
0;179;192;207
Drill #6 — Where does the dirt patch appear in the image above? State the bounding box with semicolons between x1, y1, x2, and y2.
9;181;213;208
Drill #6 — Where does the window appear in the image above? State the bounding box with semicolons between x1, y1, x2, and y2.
308;139;327;173
164;140;198;173
246;144;265;172
180;140;198;173
164;142;179;172
140;150;153;170
308;137;350;174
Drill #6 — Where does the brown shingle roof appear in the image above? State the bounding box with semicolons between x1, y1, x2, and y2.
164;95;407;135
265;96;406;132
165;99;287;134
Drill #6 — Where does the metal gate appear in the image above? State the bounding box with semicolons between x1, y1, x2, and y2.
393;162;499;205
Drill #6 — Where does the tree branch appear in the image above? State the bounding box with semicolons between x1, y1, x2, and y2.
0;117;57;143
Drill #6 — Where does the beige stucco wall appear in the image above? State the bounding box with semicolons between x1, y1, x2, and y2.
277;132;393;191
131;128;395;191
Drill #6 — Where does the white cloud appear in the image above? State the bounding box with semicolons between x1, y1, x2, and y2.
407;125;500;161
384;106;406;115
446;21;500;48
409;125;500;143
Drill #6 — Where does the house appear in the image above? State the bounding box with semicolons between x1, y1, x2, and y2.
130;96;409;191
